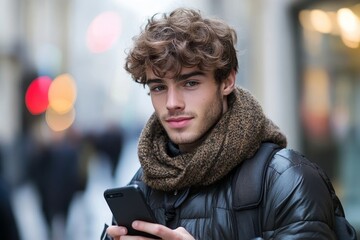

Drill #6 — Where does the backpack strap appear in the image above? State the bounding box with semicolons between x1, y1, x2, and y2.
232;142;282;210
232;142;358;240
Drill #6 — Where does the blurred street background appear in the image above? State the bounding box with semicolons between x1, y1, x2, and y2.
0;0;360;239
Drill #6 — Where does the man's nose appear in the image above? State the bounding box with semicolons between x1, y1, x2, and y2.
166;87;184;111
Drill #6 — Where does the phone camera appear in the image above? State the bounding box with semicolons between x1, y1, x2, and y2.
107;193;123;198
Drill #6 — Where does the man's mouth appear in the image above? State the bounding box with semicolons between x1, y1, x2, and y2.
165;117;193;129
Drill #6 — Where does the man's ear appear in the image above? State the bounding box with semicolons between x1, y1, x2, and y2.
222;69;236;96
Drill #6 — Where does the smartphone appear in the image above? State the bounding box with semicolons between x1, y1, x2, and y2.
103;184;160;239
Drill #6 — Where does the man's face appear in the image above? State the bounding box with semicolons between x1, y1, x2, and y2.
146;67;234;152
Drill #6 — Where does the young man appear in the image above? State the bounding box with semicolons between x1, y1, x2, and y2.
105;8;343;239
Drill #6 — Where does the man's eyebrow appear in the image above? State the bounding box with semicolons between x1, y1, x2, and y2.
146;71;205;84
177;71;205;81
146;78;163;85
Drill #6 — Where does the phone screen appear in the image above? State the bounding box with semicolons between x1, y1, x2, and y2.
104;184;160;239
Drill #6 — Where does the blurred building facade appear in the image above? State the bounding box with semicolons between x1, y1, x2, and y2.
0;0;359;239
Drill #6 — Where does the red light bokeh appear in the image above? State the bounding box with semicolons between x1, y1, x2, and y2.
25;76;52;115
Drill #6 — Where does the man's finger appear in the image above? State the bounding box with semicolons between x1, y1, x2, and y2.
106;225;128;237
132;221;194;240
132;221;172;239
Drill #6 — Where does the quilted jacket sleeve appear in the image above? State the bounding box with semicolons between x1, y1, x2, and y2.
262;149;337;240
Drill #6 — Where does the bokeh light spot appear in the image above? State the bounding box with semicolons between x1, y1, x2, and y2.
45;107;76;132
310;9;332;34
48;73;77;114
25;76;52;115
86;11;121;53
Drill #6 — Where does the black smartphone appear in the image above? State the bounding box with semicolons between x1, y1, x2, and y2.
103;184;160;239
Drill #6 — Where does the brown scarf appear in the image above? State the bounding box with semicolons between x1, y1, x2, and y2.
138;87;287;191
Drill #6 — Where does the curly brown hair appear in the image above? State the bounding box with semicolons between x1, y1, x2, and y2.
124;8;238;84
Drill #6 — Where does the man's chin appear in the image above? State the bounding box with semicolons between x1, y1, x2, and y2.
169;136;192;146
169;134;202;149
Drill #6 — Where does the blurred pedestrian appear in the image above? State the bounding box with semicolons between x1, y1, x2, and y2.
0;147;20;240
27;127;83;239
95;124;124;176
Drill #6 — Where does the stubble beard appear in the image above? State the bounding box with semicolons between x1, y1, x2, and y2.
165;88;224;149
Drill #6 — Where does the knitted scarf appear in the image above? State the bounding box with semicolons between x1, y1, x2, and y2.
138;87;287;191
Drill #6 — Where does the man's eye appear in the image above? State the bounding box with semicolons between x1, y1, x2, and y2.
150;85;166;92
185;81;199;87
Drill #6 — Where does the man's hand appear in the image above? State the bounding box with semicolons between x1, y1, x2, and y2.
106;221;195;240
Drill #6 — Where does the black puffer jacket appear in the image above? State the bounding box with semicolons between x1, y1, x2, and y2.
130;148;337;240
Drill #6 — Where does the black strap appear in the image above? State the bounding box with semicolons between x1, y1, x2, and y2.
232;142;358;240
232;142;282;210
100;223;111;240
164;188;190;225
